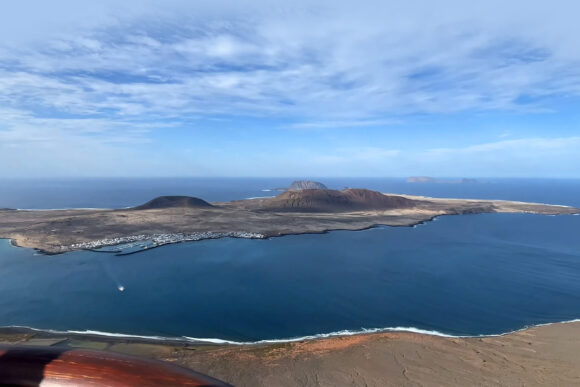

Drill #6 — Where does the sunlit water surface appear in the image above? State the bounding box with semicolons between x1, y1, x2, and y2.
1;211;579;342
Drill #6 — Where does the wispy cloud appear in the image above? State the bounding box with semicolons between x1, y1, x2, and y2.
1;1;580;177
428;137;580;155
0;108;163;146
280;137;580;177
287;119;400;129
0;107;171;176
312;147;401;164
416;137;580;177
2;1;580;122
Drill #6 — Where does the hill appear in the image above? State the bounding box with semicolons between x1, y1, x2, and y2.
287;180;328;190
132;196;213;210
260;188;416;212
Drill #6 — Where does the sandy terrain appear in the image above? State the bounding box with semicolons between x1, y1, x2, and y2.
2;322;580;386
0;192;578;254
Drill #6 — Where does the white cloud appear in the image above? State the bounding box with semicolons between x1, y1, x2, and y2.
1;1;580;177
1;1;580;121
0;107;174;177
276;137;580;177
429;137;580;154
417;137;580;177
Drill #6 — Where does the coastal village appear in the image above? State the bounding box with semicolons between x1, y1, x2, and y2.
66;231;265;253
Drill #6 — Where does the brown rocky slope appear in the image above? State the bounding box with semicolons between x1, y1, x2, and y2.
241;188;417;212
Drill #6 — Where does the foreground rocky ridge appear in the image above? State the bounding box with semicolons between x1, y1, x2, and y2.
0;187;578;254
2;322;580;386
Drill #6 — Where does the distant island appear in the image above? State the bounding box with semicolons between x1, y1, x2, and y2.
0;180;577;254
407;176;478;183
287;180;329;190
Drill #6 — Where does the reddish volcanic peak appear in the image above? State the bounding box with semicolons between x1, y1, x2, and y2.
263;188;416;212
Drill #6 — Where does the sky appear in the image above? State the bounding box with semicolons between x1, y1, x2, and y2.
1;0;579;178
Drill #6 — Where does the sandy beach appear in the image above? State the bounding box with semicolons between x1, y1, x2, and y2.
2;322;580;386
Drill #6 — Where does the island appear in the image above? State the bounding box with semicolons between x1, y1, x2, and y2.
0;181;578;254
287;180;329;190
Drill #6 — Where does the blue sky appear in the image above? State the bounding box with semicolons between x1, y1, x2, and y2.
1;0;579;177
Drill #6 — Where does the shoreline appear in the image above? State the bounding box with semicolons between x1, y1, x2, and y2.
3;210;578;256
2;321;580;386
2;317;580;346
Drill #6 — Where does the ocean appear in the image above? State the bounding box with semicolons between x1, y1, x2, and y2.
0;178;579;342
1;177;579;209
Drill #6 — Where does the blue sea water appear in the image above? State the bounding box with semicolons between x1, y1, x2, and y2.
1;177;579;209
0;178;579;342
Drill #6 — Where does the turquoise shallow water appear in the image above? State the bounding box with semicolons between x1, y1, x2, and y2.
1;213;579;342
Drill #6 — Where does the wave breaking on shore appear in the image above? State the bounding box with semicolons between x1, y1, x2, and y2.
4;319;580;346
